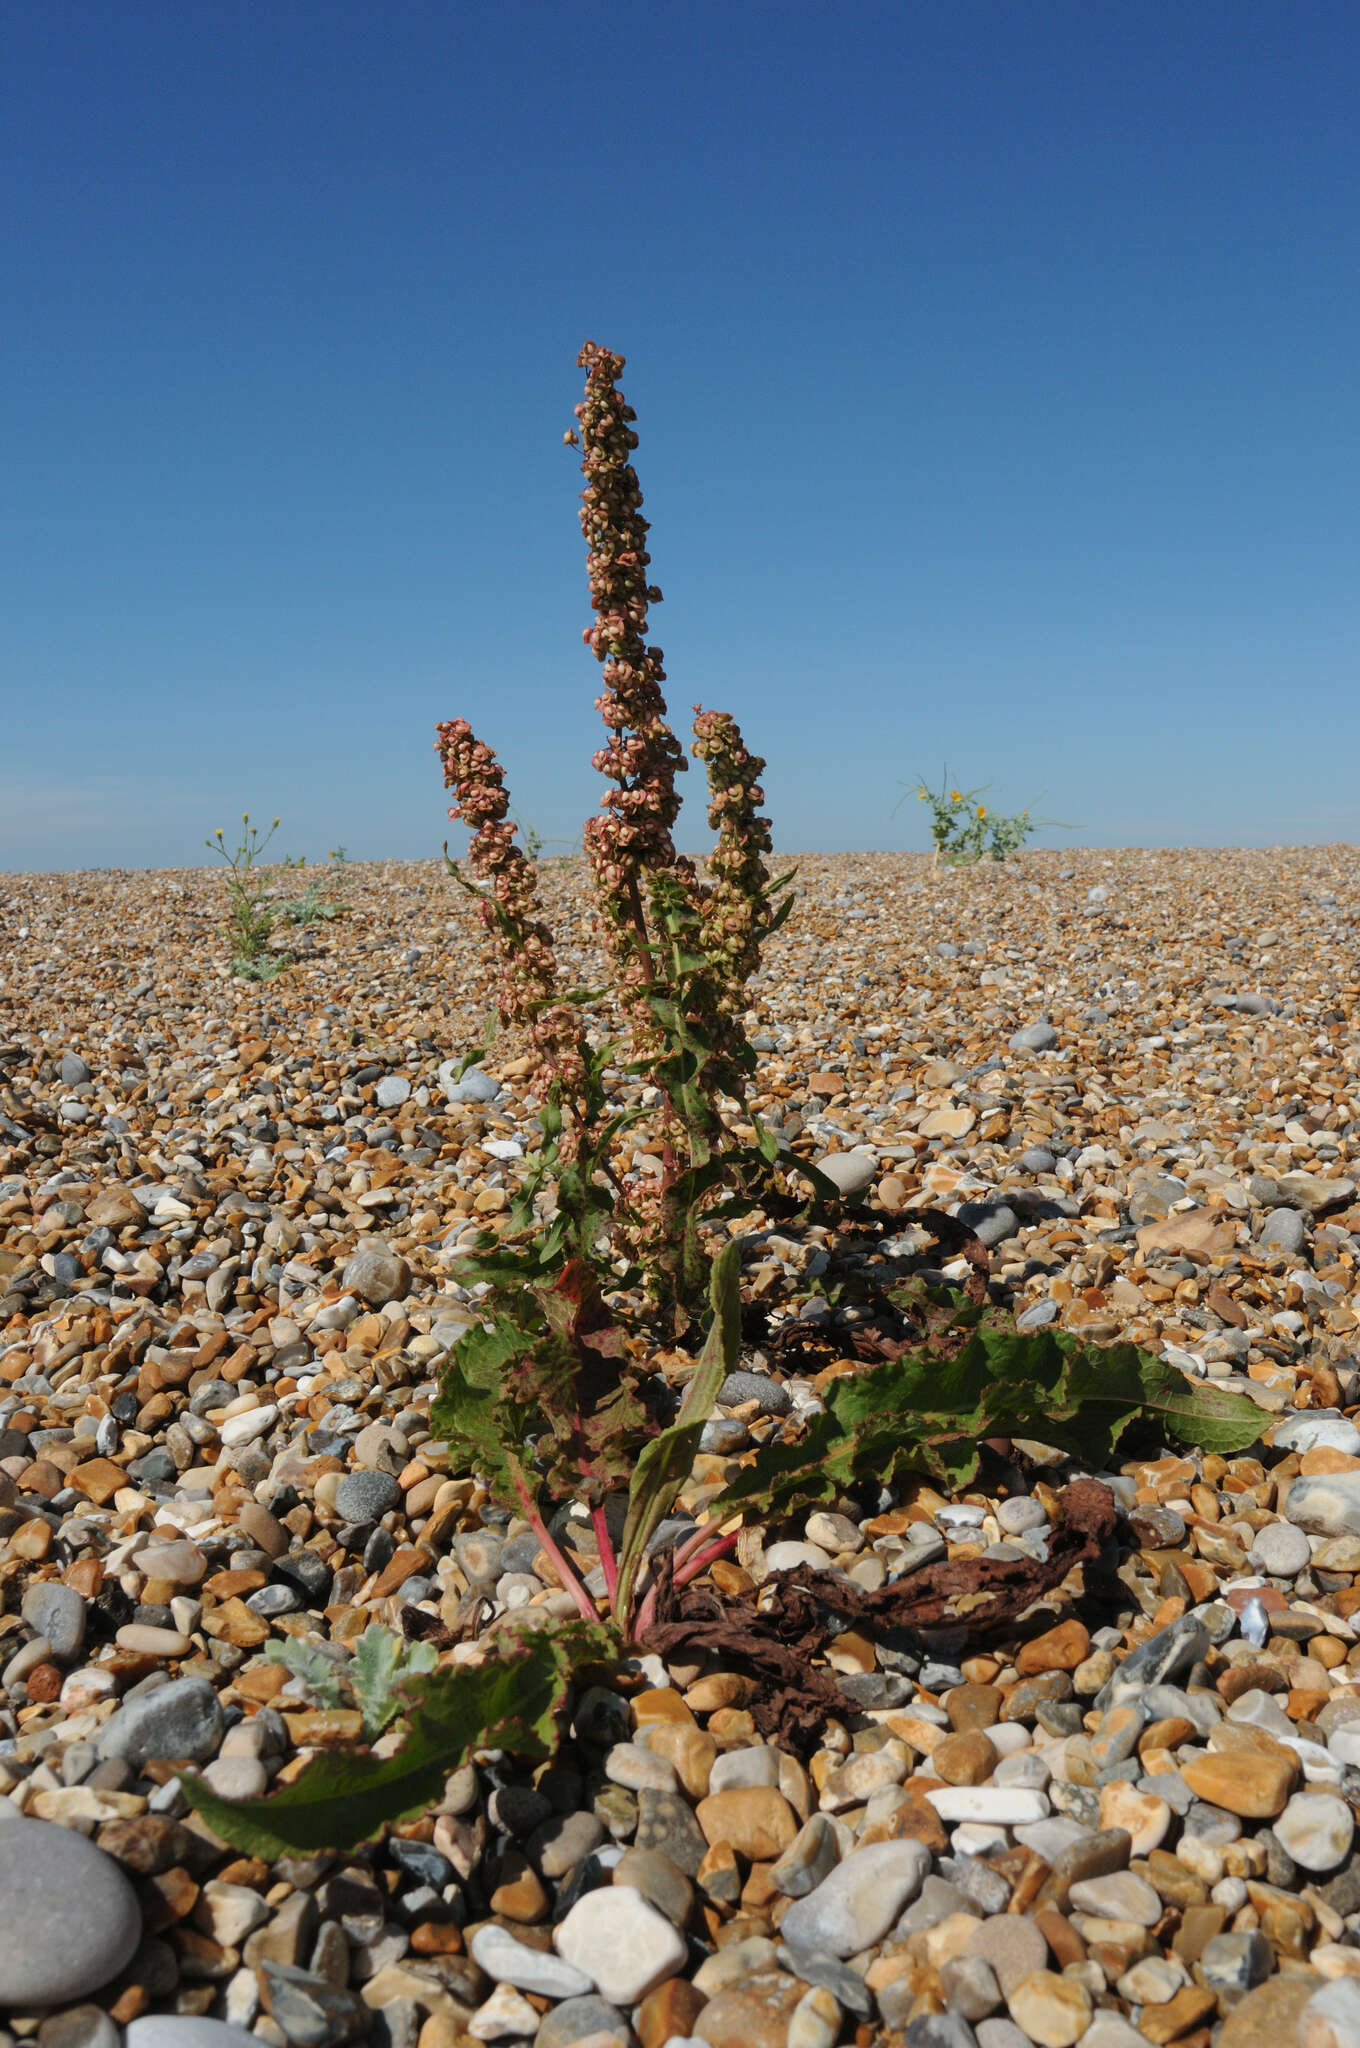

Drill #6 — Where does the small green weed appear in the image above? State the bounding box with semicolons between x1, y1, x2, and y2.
206;813;292;979
277;849;350;928
264;1626;438;1740
900;769;1067;864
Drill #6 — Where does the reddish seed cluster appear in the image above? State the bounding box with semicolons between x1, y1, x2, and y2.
690;708;776;1010
435;344;794;1310
575;343;689;999
434;717;586;1107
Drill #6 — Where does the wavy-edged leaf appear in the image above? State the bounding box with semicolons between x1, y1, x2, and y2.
178;1627;603;1860
713;1324;1264;1522
431;1309;535;1504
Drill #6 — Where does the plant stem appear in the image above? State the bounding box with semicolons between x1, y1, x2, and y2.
592;1503;620;1611
631;1525;740;1638
672;1527;740;1586
510;1466;600;1626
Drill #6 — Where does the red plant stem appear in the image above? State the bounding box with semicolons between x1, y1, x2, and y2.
673;1529;740;1587
510;1466;600;1626
669;1522;724;1574
592;1503;620;1609
631;1527;740;1639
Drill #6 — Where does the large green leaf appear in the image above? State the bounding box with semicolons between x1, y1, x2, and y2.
713;1325;1264;1523
178;1626;605;1860
430;1307;535;1505
614;1240;741;1623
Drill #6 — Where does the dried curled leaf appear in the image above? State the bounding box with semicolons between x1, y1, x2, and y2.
642;1480;1119;1751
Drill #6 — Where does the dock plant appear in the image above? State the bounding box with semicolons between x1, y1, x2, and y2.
182;345;1265;1864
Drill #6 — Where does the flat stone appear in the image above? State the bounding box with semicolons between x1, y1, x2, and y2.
1273;1790;1354;1872
0;1817;141;2004
1286;1471;1360;1537
1179;1750;1295;1818
471;1922;594;1997
925;1787;1050;1824
126;2026;263;2048
1068;1867;1163;1924
1006;1970;1091;2048
554;1885;688;2006
97;1674;224;1764
779;1838;931;1957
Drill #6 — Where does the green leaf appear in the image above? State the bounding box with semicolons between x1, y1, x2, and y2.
350;1627;438;1740
712;1325;1264;1523
431;1310;537;1504
178;1627;600;1860
614;1241;741;1624
263;1636;347;1711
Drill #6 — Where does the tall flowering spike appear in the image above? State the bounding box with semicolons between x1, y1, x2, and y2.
690;708;778;1013
435;718;586;1105
575;342;688;999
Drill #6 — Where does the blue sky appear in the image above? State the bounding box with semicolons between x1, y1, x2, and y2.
3;2;1357;870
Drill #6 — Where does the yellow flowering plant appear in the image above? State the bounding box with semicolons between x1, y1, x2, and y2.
899;772;1063;864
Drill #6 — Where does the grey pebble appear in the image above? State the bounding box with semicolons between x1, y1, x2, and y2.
0;1818;141;2004
717;1370;791;1416
813;1150;877;1195
440;1062;500;1104
97;1675;224;1765
956;1200;1019;1248
1008;1018;1058;1053
334;1468;402;1521
21;1580;86;1660
1258;1206;1308;1254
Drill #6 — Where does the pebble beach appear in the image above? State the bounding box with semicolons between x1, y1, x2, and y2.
3;842;1360;2048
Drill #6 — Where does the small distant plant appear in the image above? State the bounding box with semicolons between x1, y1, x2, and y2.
901;769;1063;865
206;813;292;979
277;849;350;929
